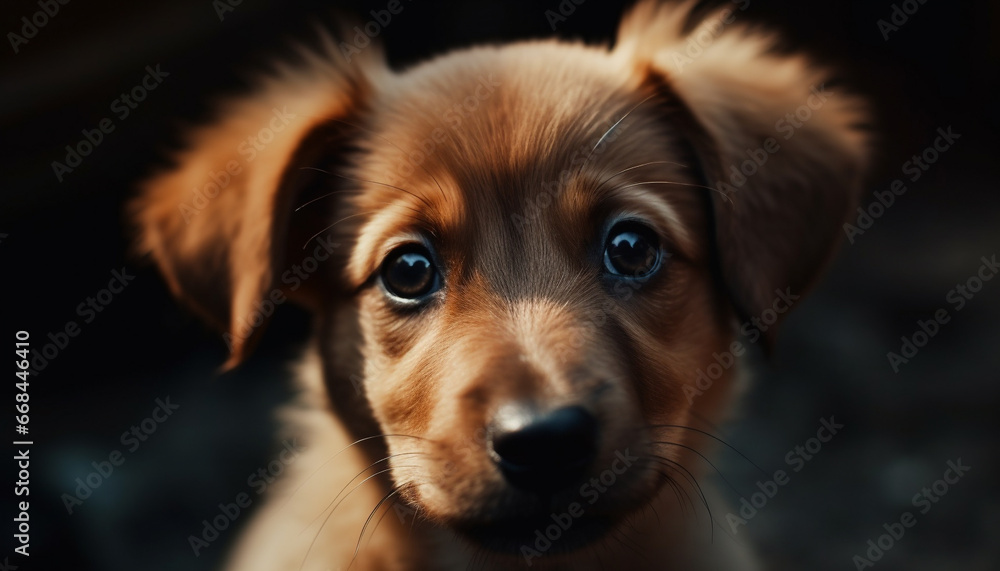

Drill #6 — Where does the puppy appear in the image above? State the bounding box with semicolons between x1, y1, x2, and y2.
132;1;869;569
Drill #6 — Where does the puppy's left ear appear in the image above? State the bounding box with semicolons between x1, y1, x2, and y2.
616;1;871;346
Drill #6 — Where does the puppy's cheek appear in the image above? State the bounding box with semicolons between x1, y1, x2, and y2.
403;436;503;522
358;292;429;361
355;290;425;373
610;264;728;420
386;373;506;522
658;273;735;424
362;349;441;438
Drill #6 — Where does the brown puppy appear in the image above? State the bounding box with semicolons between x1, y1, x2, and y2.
133;1;869;569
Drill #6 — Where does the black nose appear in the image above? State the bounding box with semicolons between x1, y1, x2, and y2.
488;405;599;493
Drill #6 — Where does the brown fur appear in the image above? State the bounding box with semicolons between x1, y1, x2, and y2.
132;2;869;569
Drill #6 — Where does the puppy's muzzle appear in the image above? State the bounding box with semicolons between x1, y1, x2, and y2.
487;404;599;493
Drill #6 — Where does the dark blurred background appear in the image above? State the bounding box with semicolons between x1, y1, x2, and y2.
1;0;997;569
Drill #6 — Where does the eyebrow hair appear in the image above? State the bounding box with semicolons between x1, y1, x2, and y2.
596;183;697;259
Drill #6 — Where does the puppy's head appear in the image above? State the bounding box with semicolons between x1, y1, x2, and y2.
134;0;868;557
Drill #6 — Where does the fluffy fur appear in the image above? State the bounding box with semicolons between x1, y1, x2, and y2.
132;1;869;569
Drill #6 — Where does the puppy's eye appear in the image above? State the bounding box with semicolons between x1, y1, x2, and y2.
380;245;439;300
603;221;661;278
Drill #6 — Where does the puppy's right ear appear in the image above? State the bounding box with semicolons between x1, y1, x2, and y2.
131;36;383;367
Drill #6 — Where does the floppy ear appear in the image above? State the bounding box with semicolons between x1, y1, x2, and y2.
131;36;382;367
616;1;871;346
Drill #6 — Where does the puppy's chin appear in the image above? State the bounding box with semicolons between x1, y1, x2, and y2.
411;466;662;556
453;512;614;555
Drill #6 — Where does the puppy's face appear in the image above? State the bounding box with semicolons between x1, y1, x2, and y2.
133;0;869;559
344;44;728;550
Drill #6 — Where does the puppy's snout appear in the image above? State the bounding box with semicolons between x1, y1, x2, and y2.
488;405;598;493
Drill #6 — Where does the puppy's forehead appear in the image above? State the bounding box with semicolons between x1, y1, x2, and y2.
347;43;697;285
373;44;655;179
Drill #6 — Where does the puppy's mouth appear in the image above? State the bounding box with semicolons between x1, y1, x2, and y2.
443;471;651;556
454;511;614;555
412;406;655;556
